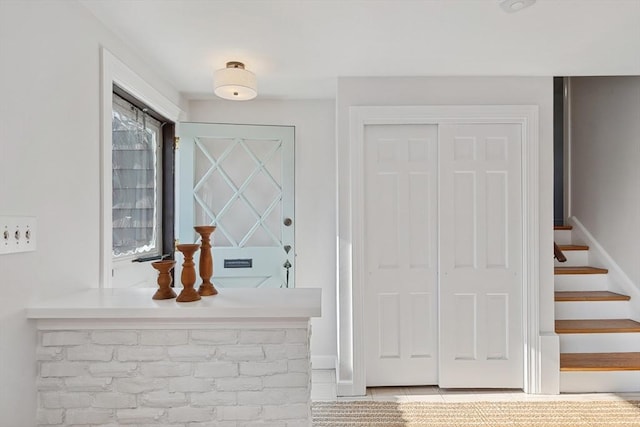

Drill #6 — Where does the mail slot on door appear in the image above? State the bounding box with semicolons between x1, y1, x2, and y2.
224;259;253;269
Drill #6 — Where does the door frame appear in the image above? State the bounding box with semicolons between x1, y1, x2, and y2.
337;105;540;396
100;48;184;288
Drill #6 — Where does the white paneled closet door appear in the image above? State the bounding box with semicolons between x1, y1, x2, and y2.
364;124;439;386
438;123;523;388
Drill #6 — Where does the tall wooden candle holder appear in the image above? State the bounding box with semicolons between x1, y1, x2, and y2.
194;225;218;296
151;260;177;300
176;243;201;302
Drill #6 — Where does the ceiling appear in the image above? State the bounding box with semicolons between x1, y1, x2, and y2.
80;0;640;100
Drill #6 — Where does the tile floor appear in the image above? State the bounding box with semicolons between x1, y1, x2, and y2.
311;369;640;402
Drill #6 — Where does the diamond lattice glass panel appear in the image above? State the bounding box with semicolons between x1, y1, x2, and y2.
242;169;280;215
265;205;282;241
195;138;228;188
191;135;284;249
217;198;256;247
243;226;272;247
194;166;235;224
245;138;281;157
194;137;233;243
209;224;231;247
244;138;283;246
198;137;234;160
244;204;282;247
221;142;255;189
264;147;283;185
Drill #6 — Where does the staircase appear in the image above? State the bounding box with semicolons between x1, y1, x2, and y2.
554;225;640;392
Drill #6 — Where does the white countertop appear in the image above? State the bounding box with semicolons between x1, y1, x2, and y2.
26;288;321;320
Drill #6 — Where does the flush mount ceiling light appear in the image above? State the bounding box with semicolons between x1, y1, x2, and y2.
213;61;257;101
499;0;536;13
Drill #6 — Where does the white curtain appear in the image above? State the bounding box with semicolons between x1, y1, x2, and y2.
111;94;161;257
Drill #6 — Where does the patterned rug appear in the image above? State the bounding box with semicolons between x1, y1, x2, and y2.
312;400;640;426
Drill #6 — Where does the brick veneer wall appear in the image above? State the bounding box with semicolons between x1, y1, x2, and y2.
36;327;311;427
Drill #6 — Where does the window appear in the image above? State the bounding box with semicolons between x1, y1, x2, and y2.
112;93;162;259
111;86;173;268
101;48;182;287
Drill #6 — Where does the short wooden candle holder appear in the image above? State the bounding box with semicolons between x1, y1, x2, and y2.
151;260;177;300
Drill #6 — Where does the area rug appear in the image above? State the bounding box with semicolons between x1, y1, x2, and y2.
312;400;640;426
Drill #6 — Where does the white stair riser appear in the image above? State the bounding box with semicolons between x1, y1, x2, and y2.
560;371;640;393
554;250;589;267
555;301;631;320
554;229;573;245
554;274;610;291
559;332;640;353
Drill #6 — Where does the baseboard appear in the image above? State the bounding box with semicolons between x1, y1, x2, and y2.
335;361;367;397
311;355;337;370
336;380;367;397
539;333;560;395
568;216;640;321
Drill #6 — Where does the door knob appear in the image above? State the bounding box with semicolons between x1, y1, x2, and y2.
283;218;293;227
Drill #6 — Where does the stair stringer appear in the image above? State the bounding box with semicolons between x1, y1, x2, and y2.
568;216;640;322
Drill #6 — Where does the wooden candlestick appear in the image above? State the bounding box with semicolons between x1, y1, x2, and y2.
151;260;177;300
194;225;218;296
176;243;201;302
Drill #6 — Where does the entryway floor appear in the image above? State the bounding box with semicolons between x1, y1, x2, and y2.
311;369;640;402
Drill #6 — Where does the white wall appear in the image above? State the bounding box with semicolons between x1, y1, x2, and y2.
187;100;337;367
335;77;555;391
570;77;640;288
0;1;184;424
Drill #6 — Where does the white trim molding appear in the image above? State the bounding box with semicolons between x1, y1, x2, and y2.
100;48;184;288
337;105;541;396
564;77;572;221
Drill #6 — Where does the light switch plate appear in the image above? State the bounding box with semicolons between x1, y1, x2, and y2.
0;216;37;255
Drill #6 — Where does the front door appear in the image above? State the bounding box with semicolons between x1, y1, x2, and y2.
363;124;439;386
177;123;295;288
438;123;523;388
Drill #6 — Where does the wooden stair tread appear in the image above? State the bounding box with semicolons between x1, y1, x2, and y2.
560;352;640;371
557;244;589;251
555;266;608;275
555;291;630;302
554;225;573;230
556;319;640;334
